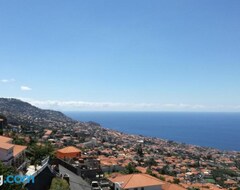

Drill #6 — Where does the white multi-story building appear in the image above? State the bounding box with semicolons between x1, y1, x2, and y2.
0;135;27;170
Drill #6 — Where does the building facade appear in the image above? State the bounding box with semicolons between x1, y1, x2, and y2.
0;135;27;170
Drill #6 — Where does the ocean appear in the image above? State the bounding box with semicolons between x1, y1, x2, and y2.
65;112;240;151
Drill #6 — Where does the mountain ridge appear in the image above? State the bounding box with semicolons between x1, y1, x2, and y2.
0;98;78;127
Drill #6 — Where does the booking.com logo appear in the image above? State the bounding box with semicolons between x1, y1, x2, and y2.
0;175;35;186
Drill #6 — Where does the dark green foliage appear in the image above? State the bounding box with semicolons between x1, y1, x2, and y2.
0;114;7;135
0;162;26;190
12;137;26;146
173;178;180;184
0;114;7;124
49;178;70;190
211;168;239;187
187;188;200;190
158;165;176;176
144;157;157;167
122;163;140;174
212;169;238;179
146;168;158;178
29;142;54;165
159;175;165;181
235;160;240;170
136;145;144;157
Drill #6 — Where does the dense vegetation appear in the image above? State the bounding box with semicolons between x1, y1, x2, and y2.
0;162;25;190
49;178;70;190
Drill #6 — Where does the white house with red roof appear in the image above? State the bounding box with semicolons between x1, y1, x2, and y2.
0;135;27;170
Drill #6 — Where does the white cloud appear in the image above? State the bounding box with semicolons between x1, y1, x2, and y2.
16;98;214;111
1;78;15;83
20;86;32;91
16;98;240;112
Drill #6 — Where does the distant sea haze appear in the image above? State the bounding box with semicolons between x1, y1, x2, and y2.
65;112;240;151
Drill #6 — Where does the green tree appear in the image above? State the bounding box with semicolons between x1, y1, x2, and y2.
146;167;152;174
158;165;176;176
13;137;26;145
159;175;165;181
0;115;7;135
0;162;26;190
49;178;70;190
146;168;158;178
136;145;144;157
0;114;7;125
173;178;180;184
123;163;140;174
145;157;157;167
187;188;200;190
29;142;54;165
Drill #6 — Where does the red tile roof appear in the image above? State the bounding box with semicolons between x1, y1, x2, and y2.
162;183;185;190
0;135;12;143
13;145;27;157
109;173;164;189
57;146;81;153
0;142;14;150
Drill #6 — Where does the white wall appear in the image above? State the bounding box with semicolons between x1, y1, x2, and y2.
114;182;122;190
101;165;124;173
0;147;13;165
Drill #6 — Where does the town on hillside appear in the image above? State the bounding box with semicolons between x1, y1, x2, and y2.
0;100;240;190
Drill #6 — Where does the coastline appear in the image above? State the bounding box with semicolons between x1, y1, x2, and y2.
65;111;240;152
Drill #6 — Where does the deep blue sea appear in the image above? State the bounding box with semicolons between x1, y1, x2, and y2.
65;112;240;151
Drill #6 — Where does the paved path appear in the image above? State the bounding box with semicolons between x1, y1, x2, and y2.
59;165;91;190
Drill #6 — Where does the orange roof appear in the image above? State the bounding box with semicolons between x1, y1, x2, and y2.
0;135;12;143
162;183;185;190
57;146;81;154
13;145;27;157
44;130;52;136
100;158;118;166
224;179;237;184
184;183;227;190
136;166;147;173
0;142;14;150
109;174;164;189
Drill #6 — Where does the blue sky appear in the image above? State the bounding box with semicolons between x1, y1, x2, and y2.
0;0;240;111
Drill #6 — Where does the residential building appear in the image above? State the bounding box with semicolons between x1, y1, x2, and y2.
56;146;81;159
0;135;27;170
109;173;164;190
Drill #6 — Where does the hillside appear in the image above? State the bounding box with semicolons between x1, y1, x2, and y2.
0;98;77;127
